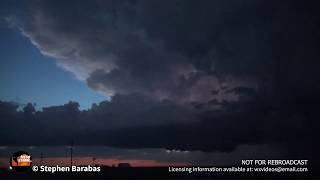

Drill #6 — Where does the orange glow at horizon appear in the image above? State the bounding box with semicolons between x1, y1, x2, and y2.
1;157;189;167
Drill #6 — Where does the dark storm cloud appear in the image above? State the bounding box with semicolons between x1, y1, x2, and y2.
3;0;320;100
3;0;267;101
0;0;319;158
0;90;316;158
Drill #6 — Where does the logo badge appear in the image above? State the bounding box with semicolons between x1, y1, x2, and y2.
10;151;32;172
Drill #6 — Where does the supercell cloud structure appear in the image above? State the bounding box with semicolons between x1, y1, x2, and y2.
0;0;319;159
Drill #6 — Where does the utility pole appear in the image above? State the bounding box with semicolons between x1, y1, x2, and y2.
70;140;74;167
40;152;43;165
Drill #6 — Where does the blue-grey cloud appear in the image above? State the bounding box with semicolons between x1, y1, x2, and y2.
0;0;319;160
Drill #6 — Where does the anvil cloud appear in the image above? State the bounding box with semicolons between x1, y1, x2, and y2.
0;0;319;160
